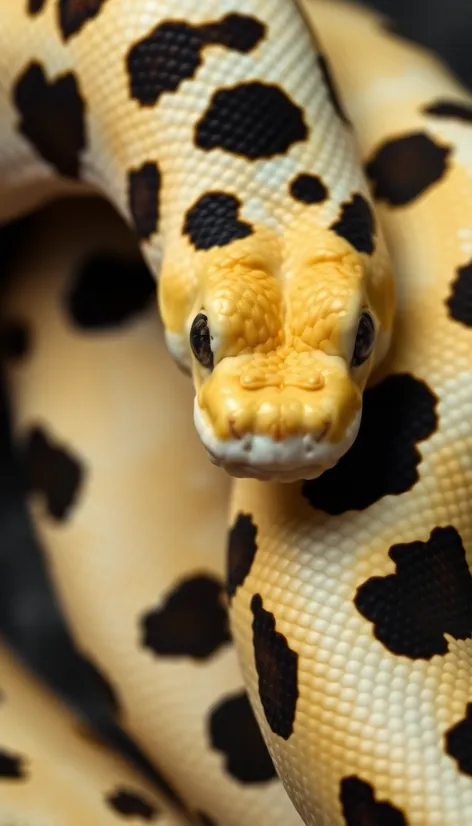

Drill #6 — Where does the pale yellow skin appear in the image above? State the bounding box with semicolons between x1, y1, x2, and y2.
0;0;395;482
0;640;184;825
0;1;471;826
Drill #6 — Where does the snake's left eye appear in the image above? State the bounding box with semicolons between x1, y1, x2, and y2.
351;311;375;367
190;313;214;370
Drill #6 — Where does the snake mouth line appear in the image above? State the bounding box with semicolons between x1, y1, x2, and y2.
193;402;362;483
207;457;326;483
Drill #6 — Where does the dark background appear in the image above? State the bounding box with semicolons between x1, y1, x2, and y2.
364;0;472;90
0;0;470;781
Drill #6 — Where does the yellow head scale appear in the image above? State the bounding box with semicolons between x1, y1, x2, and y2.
161;222;394;483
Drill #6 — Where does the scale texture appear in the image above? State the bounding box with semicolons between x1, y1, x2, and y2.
0;0;471;824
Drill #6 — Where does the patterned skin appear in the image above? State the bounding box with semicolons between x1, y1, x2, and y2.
0;0;393;481
0;0;472;825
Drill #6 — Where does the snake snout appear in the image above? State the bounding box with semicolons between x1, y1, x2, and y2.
194;381;362;482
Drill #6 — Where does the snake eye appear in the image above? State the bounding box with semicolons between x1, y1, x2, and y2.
351;311;375;367
190;313;214;370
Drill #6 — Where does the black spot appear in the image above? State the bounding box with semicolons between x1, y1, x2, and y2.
80;654;120;717
227;512;258;599
251;593;298;740
365;132;451;207
331;193;375;254
289;173;328;205
0;748;26;779
127;15;265;106
423;99;472;123
446;703;472;775
195;814;218;826
13;62;86;179
65;251;155;329
302;374;437;514
58;0;108;40
28;0;47;14
106;788;157;820
128;162;161;241
340;776;408;825
208;691;276;783
446;260;472;327
195;82;307;160
355;526;472;659
318;54;350;124
0;319;31;361
23;425;84;521
183;192;252;251
0;213;33;277
141;574;231;660
202;14;265;52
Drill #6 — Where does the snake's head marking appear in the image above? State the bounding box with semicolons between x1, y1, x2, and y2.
162;226;393;482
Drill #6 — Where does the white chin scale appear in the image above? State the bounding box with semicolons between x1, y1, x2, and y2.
194;401;362;483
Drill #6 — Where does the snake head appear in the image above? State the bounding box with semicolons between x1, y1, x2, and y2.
163;226;393;482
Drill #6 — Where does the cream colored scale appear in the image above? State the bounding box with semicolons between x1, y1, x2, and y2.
0;1;471;825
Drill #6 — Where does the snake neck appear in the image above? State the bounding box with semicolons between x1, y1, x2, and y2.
0;0;367;279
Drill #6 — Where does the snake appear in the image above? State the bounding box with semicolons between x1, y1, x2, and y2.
0;0;472;823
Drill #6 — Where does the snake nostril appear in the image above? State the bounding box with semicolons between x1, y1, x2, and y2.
316;421;331;443
228;418;243;439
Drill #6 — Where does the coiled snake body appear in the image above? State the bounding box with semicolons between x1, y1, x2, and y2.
0;0;472;824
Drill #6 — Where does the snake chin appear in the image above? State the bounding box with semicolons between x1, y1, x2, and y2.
194;401;362;482
210;459;326;483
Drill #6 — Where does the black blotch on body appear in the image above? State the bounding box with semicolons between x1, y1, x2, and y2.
195;82;307;160
127;14;265;106
141;574;230;660
106;788;157;820
302;374;437;514
23;426;84;521
318;54;350;124
365;132;451;207
13;62;86;178
209;691;276;783
0;748;26;779
58;0;108;40
128;163;161;241
446;260;472;327
423;99;472;123
0;213;33;277
28;0;47;14
65;251;155;329
183;192;252;251
355;526;472;659
195;814;218;826
340;776;408;825
227;512;258;599
0;319;31;361
446;703;472;775
331;193;375;254
290;173;328;204
251;593;298;740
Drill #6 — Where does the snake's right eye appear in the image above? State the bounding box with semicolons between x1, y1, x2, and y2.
351;311;375;367
190;313;214;370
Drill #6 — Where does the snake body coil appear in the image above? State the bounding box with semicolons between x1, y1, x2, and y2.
0;1;472;824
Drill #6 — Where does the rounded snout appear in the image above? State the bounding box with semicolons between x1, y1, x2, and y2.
194;356;362;482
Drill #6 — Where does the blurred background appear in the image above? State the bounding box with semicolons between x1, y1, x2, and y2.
0;0;470;783
364;0;472;90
